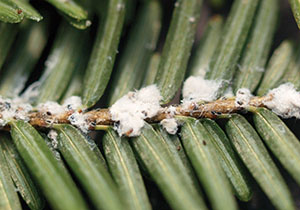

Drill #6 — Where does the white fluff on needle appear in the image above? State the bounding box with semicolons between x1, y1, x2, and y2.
160;118;178;135
264;83;300;118
37;101;65;115
110;85;162;137
47;129;58;149
182;76;222;107
68;111;90;133
63;96;82;111
0;96;32;126
235;88;252;108
36;96;90;132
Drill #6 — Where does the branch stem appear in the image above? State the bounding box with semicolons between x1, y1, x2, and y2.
16;96;270;130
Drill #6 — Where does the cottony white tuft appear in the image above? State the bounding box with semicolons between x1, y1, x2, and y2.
0;96;33;126
63;96;82;111
160;118;178;135
36;96;89;132
235;88;252;108
182;76;222;106
165;105;177;117
47;129;58;149
37;101;65;115
110;85;162;137
264;83;300;118
68;112;90;133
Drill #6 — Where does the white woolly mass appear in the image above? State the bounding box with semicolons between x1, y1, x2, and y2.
0;97;32;126
13;102;32;121
165;105;177;116
182;76;222;104
160;118;178;135
68;112;90;133
38;96;83;116
47;129;58;149
235;88;252;108
37;101;65;115
35;96;88;132
264;83;300;118
63;96;91;133
110;85;162;137
63;96;82;111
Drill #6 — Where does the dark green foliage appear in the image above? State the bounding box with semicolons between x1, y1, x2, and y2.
232;0;279;93
0;134;44;209
154;0;202;104
180;117;237;210
10;121;88;210
82;0;126;108
226;115;295;210
205;0;259;96
54;124;124;210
